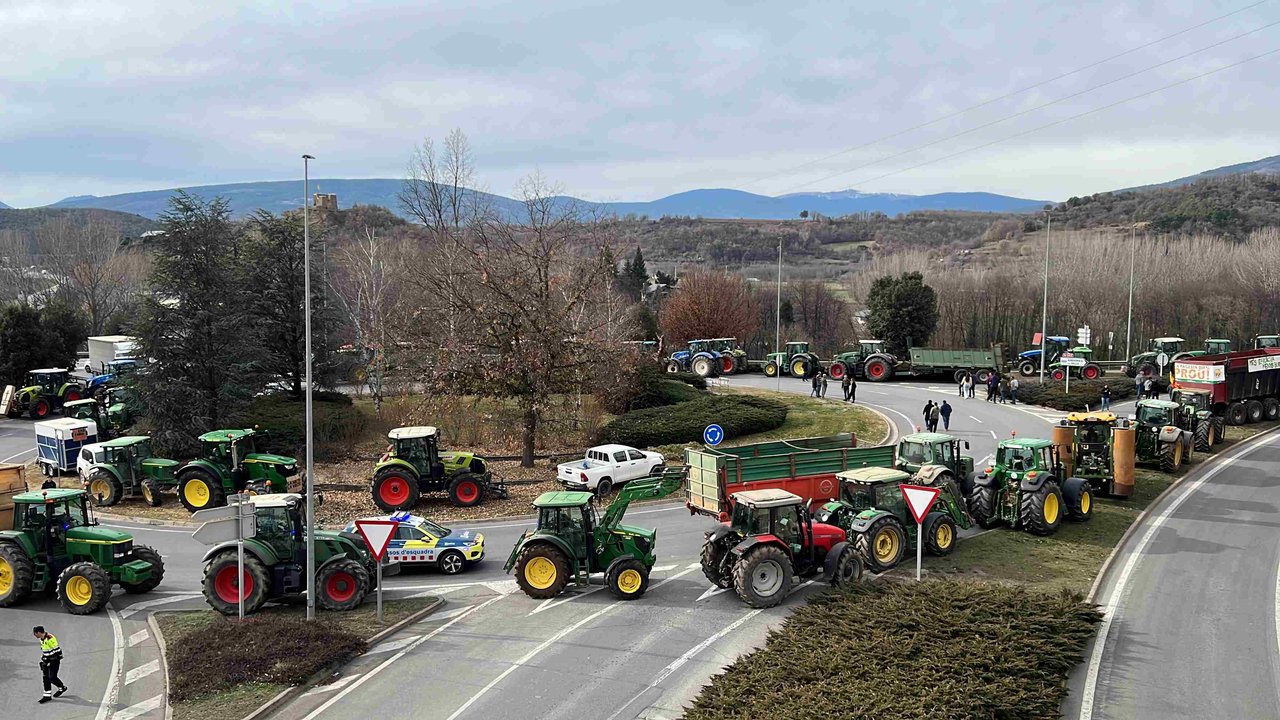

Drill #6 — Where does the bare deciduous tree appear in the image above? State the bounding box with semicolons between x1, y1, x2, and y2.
659;269;761;347
33;218;144;332
330;227;408;413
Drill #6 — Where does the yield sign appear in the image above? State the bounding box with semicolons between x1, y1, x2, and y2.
354;520;399;561
900;484;942;525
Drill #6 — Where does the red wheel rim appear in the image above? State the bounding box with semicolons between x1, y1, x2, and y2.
214;565;252;603
721;357;734;373
65;389;81;402
34;400;50;417
456;480;479;503
1053;370;1064;380
1083;366;1098;379
830;364;844;379
379;475;410;505
325;571;357;603
869;363;884;379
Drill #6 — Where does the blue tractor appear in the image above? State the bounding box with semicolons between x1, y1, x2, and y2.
86;359;139;398
1017;336;1071;377
665;339;724;378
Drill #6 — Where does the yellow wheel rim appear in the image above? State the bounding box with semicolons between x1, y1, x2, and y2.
1043;492;1060;524
143;485;154;503
1175;443;1183;465
792;361;806;376
184;479;210;507
874;529;900;562
90;478;111;501
617;568;643;595
65;575;94;606
0;557;12;595
524;556;557;590
1081;491;1092;514
935;523;953;549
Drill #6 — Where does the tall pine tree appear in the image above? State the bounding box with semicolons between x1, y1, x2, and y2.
618;246;649;301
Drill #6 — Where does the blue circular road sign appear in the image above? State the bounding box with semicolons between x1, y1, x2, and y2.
703;424;725;446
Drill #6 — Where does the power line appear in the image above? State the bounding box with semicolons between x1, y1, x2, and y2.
784;19;1280;192
741;0;1272;189
825;47;1280;192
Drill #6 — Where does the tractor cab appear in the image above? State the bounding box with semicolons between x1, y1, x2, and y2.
1173;390;1210;413
897;433;973;481
200;428;260;465
726;489;843;572
786;341;810;356
688;339;715;355
25;368;71;393
832;466;911;513
1149;337;1185;355
858;340;885;355
385;426;443;475
1203;339;1232;355
1134;399;1179;429
1254;335;1280;350
993;438;1061;477
531;491;599;564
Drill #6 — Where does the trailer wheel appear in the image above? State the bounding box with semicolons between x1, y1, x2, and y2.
976;369;992;384
953;369;967;384
733;544;793;609
1263;398;1280;421
864;357;892;382
923;512;957;556
1245;399;1265;424
1227;402;1248;426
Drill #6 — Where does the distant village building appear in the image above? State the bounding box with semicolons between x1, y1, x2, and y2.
313;193;338;210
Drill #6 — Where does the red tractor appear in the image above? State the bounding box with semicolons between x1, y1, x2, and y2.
699;488;862;608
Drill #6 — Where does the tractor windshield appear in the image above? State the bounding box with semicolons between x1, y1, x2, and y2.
1077;424;1108;446
1257;336;1280;349
788;342;809;354
1151;339;1182;353
899;441;930;465
1178;393;1207;411
50;496;92;530
1137;406;1173;425
860;341;882;354
841;482;875;507
996;445;1036;471
873;485;907;515
689;341;709;353
731;503;772;535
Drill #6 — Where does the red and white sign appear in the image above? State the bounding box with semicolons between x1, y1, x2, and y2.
1174;362;1225;383
354;520;399;561
900;484;942;525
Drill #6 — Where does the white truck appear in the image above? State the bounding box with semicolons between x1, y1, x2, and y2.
556;444;665;496
86;335;138;375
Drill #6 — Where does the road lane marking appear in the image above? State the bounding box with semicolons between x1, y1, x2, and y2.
863;402;916;433
124;660;160;685
1;447;35;462
653;564;677;572
302;596;504;720
365;635;421;655
119;594;202;618
695;586;731;602
94;606;124;720
302;673;361;696
529;586;603;615
127;629;149;647
969;415;983;424
686;562;701;569
978;454;992;467
1079;430;1280;720
113;695;164;720
989;430;998;439
445;567;700;720
426;605;474;621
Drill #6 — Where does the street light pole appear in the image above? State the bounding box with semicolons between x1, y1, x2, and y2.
1125;223;1136;362
302;154;316;621
1039;212;1051;383
775;238;782;392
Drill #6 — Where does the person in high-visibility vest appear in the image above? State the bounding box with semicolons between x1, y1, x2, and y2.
33;626;68;703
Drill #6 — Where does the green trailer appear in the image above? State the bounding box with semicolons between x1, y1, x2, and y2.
905;345;1006;384
684;433;897;520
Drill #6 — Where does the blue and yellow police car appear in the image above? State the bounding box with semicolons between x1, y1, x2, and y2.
345;513;484;575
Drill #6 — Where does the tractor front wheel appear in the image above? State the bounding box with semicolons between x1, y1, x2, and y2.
448;472;486;507
1138;362;1158;378
120;545;165;594
864;357;892;382
1051;368;1066;381
733;544;793;609
692;357;714;377
63;386;83;403
57;562;111;615
606;557;650;600
720;356;735;375
142;478;164;507
87;471;124;507
30;398;51;419
514;544;570;599
178;469;226;513
923;512;957;556
826;543;863;587
202;553;269;616
763;361;779;377
665;361;681;374
1194;420;1213;452
1020;480;1063;536
969;485;1000;529
700;540;733;589
0;542;35;607
317;559;370;611
1158;440;1183;472
1062;477;1093;522
855;516;906;573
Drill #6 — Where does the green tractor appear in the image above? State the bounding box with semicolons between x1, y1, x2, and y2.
709;338;748;374
814;466;971;574
825;339;898;382
371;426;502;511
82;436;180;508
506;467;685;600
1254;335;1280;350
1132;399;1195;472
896;432;974;494
177;428;298;513
198;493;377;614
1058;412;1134;498
968;437;1093;535
0;488;165;614
1048;346;1104;381
762;341;823;379
1123;338;1230;378
4;368;86;419
1171;389;1225;452
64;389;135;441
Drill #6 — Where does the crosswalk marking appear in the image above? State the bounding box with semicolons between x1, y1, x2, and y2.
114;695;163;720
124;660;160;685
127;630;149;647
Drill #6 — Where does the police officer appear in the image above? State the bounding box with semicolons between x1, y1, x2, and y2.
33;626;68;703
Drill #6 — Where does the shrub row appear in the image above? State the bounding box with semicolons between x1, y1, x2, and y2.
236;392;369;461
1016;378;1140;412
596;394;787;448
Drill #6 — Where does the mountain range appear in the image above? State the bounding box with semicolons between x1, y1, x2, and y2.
0;200;10;209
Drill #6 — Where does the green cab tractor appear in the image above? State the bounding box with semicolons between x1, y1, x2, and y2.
968;438;1093;535
82;435;180;508
1048;346;1104;381
1171;389;1225;452
177;428;297;513
826;339;898;382
506;468;685;600
198;493;376;615
0;488;165;614
4;368;86;419
1124;338;1230;378
709;338;748;374
762;341;823;379
1057;412;1135;498
1132;399;1195;472
371;426;502;511
814;466;971;574
64;390;135;441
1254;335;1280;350
896;432;974;495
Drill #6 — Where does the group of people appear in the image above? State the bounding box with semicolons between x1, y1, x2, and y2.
1134;375;1162;400
956;372;1019;404
810;370;857;403
922;399;953;431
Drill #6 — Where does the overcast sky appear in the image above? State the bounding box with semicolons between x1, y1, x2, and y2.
1;0;1276;207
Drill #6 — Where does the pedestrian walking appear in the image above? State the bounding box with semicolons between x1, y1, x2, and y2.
1010;377;1019;405
34;626;67;704
928;403;942;432
923;400;935;429
811;372;821;398
940;400;953;431
841;375;851;402
998;377;1009;404
1144;377;1154;400
848;376;857;404
1102;384;1112;411
985;376;996;402
820;372;828;398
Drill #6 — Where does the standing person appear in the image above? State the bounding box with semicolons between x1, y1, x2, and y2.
1135;373;1144;401
957;374;966;397
967;373;976;399
848;375;857;404
985;376;996;403
928;402;942;432
1010;377;1020;405
841;374;852;402
820;372;829;398
1144;377;1154;401
1102;384;1112;411
34;626;67;703
922;400;935;429
940;400;953;431
998;377;1009;404
811;372;821;398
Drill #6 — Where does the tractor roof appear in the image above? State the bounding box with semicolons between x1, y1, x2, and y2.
14;488;84;503
1048;335;1070;342
63;398;97;407
199;428;255;442
249;493;304;508
1206;337;1231;343
731;488;801;507
389;426;438;440
30;367;68;374
100;435;150;447
532;490;594;508
1153;336;1184;343
836;466;911;484
710;337;738;342
999;437;1053;450
1138;399;1180;410
1066;411;1116;424
901;432;956;444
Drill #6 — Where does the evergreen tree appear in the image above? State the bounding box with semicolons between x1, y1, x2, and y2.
865;271;938;356
39;297;89;370
0;304;46;386
618;246;649;301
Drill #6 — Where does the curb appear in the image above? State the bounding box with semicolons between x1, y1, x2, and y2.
147;613;175;720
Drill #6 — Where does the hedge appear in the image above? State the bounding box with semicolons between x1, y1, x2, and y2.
235;393;368;461
1016;378;1138;412
596;394;787;448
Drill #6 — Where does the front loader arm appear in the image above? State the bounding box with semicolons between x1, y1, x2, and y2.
600;466;687;530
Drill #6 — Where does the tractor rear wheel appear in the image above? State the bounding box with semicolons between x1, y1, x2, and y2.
864;357;892;382
1246;400;1265;423
203;552;269;615
923;512;957;556
87;470;124;507
1020;480;1063;536
606;557;650;600
514;544;570;599
969;485;1000;529
57;562;111;615
63;386;83;402
1263;397;1280;421
1194;420;1213;452
317;559;370;611
448;472;487;507
1082;364;1101;380
1158;440;1183;472
720;356;735;375
790;357;811;378
700;540;733;589
1212;415;1226;444
692;357;714;377
120;545;165;594
0;542;35;607
855;516;906;573
733;544;793;609
1018;360;1037;377
1062;478;1093;522
763;361;779;377
142;478;164;507
372;466;421;512
178;469;225;513
1227;402;1248;425
829;362;847;380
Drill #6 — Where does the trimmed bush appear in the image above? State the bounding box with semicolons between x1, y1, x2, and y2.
669;371;707;390
599;363;707;414
1017;378;1136;412
597;394;787;448
236;394;368;461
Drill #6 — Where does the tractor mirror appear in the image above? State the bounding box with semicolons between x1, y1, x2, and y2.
963;441;970;450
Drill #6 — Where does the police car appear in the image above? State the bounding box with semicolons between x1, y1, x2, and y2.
345;513;484;575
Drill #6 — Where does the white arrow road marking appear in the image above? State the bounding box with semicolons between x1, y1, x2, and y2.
127;629;149;647
695;586;731;603
529;586;603;616
124;660;160;685
119;594;202;618
365;635;421;655
302;674;362;697
113;695;164;720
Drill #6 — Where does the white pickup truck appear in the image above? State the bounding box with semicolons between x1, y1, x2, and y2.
557;444;666;496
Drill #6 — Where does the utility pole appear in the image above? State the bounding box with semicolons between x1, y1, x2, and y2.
1039;212;1051;383
1125;223;1136;362
775;238;782;392
302;154;316;621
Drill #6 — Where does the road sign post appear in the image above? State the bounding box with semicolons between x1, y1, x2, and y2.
192;494;257;619
703;424;724;447
355;519;398;623
1157;351;1170;380
1059;356;1087;395
900;484;942;582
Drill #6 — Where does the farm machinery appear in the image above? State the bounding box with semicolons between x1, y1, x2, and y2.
896;432;974;494
762;341;823;379
666;339;726;378
825;340;898;382
81;435;180;507
1048;346;1104;380
86;358;139;398
1132;399;1195;472
1171;389;1225;452
1124;338;1231;378
968;437;1093;536
1052;413;1136;498
64;387;136;440
3;368;85;419
1017;335;1071;377
506;467;685;600
708;338;748;374
176;428;298;512
0;488;165;614
370;426;502;511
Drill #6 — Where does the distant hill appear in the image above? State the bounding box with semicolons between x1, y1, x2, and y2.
45;179;1048;220
0;200;10;209
1122;154;1280;192
0;207;159;237
1051;172;1280;237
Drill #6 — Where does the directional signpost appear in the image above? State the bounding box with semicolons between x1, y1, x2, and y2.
1060;355;1087;394
703;424;724;447
192;494;256;618
355;519;398;623
900;484;942;581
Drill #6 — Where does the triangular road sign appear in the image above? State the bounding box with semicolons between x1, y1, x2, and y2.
900;484;942;525
355;520;399;561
